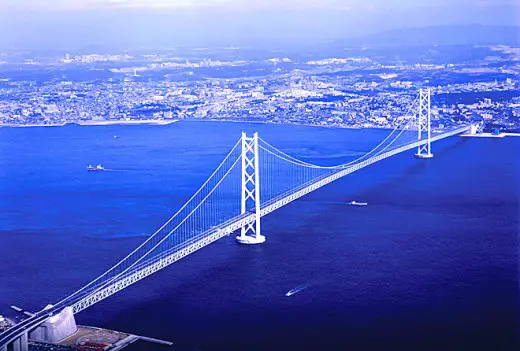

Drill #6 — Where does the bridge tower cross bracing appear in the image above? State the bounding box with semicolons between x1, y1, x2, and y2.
236;132;265;244
415;88;434;159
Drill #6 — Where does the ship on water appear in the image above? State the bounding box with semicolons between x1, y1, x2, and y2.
87;164;105;171
349;201;368;206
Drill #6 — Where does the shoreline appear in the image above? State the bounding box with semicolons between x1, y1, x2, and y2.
0;119;178;127
80;119;178;126
182;118;461;133
182;118;400;131
1;119;517;136
461;132;520;138
0;119;396;131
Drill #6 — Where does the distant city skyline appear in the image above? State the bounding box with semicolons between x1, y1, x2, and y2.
0;0;518;50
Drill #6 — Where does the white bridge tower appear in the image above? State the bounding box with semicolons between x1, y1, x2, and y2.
236;132;265;244
415;88;434;159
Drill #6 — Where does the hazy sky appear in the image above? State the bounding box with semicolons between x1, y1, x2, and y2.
0;0;518;50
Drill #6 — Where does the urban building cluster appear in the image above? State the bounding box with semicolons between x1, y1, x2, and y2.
0;316;12;333
0;45;518;131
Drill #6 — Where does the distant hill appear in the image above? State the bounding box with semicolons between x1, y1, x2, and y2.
351;24;519;47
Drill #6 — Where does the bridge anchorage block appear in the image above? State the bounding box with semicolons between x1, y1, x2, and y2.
29;306;78;343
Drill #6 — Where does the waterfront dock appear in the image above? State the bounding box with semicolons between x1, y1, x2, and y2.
460;132;520;138
57;325;172;351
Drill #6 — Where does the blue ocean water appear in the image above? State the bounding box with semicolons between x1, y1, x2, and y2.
0;122;518;351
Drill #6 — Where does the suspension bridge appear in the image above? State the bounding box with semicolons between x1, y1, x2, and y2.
0;89;477;351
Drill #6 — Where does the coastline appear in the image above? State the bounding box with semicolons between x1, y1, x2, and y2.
0;118;392;131
2;118;517;136
0;119;178;128
181;118;454;133
461;132;520;138
183;118;398;131
79;119;177;126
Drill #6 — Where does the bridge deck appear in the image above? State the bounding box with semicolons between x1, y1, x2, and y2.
71;125;470;313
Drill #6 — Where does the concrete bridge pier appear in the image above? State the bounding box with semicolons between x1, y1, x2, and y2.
11;332;28;351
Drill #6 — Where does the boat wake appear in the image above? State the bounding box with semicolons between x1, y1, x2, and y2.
285;284;309;297
103;169;134;172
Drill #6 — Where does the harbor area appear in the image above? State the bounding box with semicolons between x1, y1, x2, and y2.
27;325;171;351
2;305;172;351
1;313;171;351
461;132;520;138
58;325;133;350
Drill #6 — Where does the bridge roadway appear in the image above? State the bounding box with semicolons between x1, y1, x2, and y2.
0;125;471;350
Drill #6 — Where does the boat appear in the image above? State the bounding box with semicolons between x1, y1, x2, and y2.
113;135;119;139
87;164;105;171
349;201;368;206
